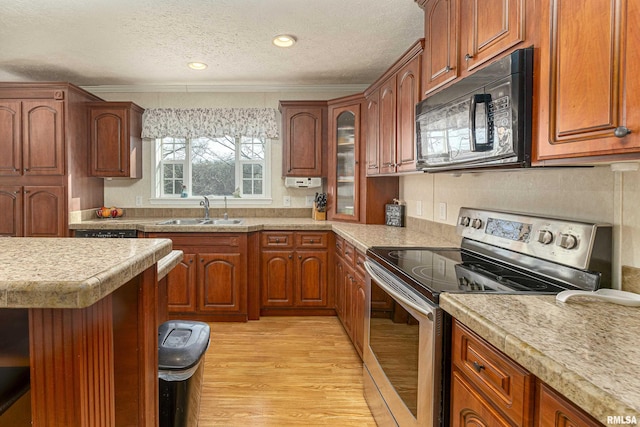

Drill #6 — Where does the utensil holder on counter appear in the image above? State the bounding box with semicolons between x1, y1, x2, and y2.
312;203;326;221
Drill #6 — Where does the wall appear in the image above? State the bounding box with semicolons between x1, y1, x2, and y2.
400;165;640;286
95;89;356;209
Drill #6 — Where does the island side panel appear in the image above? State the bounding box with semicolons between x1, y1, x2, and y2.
29;296;116;426
111;265;159;427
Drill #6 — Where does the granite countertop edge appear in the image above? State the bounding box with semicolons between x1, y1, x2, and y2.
1;238;173;309
440;294;639;426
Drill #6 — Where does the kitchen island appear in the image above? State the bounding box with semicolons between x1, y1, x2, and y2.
0;237;172;426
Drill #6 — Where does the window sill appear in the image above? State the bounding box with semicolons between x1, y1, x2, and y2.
149;197;273;206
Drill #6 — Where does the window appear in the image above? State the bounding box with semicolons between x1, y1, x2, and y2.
155;136;269;200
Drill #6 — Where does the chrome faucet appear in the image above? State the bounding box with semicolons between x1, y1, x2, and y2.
223;196;229;220
200;196;210;220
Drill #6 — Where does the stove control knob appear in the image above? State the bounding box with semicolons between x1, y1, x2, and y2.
537;230;554;245
558;233;578;250
459;216;471;227
471;218;484;229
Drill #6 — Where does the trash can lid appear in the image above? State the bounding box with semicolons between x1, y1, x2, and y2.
158;321;210;371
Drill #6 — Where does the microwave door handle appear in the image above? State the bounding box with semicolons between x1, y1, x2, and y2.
469;94;493;152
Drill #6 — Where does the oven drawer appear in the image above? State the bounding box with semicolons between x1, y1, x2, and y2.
452;320;534;426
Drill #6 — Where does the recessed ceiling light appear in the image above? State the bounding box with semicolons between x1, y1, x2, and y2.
272;34;297;48
187;62;208;70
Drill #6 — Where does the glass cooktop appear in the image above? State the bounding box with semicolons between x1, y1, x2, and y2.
366;246;574;300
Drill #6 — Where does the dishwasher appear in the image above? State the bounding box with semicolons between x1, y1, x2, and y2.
74;229;138;238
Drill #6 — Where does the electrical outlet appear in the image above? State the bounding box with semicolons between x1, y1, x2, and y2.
305;195;315;207
416;200;422;216
283;196;291;207
135;196;143;206
438;202;447;220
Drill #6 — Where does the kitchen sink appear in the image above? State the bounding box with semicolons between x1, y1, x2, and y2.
211;219;243;225
156;218;244;225
157;218;212;225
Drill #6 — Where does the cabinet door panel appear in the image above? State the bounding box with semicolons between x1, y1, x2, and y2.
0;186;23;236
295;250;328;307
0;101;21;176
423;0;458;95
22;101;64;176
90;108;127;176
365;91;380;175
451;371;512;427
23;186;65;237
535;0;639;161
352;274;366;357
379;78;397;174
461;0;525;71
396;55;421;172
261;251;294;307
335;259;345;321
285;109;324;176
536;382;602;427
166;254;196;312
198;253;246;313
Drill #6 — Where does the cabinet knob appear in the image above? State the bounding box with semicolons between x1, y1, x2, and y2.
472;361;485;373
13;191;20;195
444;65;452;72
298;255;302;260
464;53;474;61
275;238;280;243
23;168;29;172
24;190;30;194
200;258;204;262
614;126;632;138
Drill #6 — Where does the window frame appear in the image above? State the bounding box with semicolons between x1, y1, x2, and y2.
150;135;272;205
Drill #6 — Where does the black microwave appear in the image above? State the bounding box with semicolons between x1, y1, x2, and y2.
415;48;534;172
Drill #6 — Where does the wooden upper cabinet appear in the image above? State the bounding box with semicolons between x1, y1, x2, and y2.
364;39;423;175
279;101;327;177
420;0;529;96
459;0;526;72
379;77;397;174
396;55;421;172
0;100;66;176
0;101;21;176
88;102;144;178
423;0;459;96
365;91;380;175
535;0;640;162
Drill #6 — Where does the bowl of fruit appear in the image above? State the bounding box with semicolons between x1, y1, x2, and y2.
96;206;124;219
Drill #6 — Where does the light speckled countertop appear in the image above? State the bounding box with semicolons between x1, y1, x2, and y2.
0;237;172;308
71;216;639;424
442;294;640;426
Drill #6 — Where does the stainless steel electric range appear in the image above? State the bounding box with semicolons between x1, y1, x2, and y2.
363;207;612;427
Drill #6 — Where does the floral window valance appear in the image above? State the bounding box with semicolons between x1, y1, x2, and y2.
141;108;280;139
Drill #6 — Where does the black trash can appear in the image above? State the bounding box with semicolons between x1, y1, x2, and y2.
158;320;210;427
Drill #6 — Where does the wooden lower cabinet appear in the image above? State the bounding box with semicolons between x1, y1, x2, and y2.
148;233;248;321
451;370;512;427
334;235;366;358
260;231;333;315
451;320;605;427
536;382;603;427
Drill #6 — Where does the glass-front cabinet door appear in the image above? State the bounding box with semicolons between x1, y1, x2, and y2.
329;102;361;221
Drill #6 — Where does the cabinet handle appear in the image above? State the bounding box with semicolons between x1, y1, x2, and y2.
23;168;29;172
444;65;452;72
356;261;362;266
189;259;193;263
383;162;394;167
614;126;632;138
13;191;20;195
465;54;474;61
309;239;315;243
24;190;30;194
200;258;204;262
275;238;280;243
345;250;351;255
355;160;359;165
472;361;485;373
288;254;292;259
298;255;302;260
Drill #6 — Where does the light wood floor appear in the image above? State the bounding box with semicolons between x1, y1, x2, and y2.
198;316;377;426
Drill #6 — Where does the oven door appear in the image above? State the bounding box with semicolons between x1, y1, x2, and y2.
363;261;444;427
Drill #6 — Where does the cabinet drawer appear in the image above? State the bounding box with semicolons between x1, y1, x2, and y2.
452;320;534;426
355;250;366;277
261;232;294;248
296;232;328;248
343;241;356;266
148;233;241;247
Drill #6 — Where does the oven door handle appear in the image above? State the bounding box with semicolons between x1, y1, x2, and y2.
364;260;437;318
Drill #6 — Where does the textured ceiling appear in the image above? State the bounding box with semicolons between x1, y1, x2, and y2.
0;0;424;90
